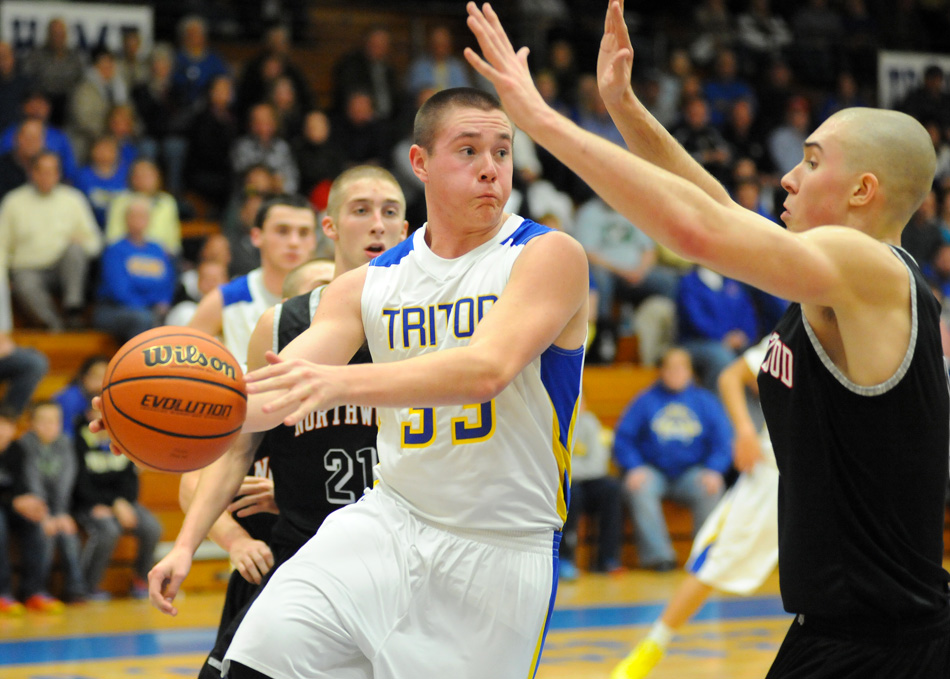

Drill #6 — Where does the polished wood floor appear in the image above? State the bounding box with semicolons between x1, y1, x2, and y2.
0;568;791;679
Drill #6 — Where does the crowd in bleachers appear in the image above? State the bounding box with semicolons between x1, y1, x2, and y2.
1;0;950;601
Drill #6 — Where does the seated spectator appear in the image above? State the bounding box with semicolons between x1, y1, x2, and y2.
406;25;471;96
903;189;944;270
0;151;102;330
105;104;141;173
73;419;161;600
268;75;304;140
21;17;85;126
0;42;30;134
68;46;130;165
226;189;265;277
0;407;56;614
0;90;79;184
172;15;230;109
93;197;176;344
52;355;108;439
789;0;843;88
234;24;313;124
817;71;868;123
106;158;181;256
689;0;736;68
116;26;149;91
133;43;190;200
330;90;388;168
0;331;47;418
702;47;755;127
559;392;623;580
677;266;759;390
231;102;298;194
735;0;792;79
720;99;774;186
576;74;625;149
671;95;732;185
75;136;129;229
613;348;732;571
187;74;239;211
166;257;229;327
330;25;403;132
0;118;44;201
574;196;679;365
292;110;347;208
898;64;950;133
20;401;85;603
767;95;812;176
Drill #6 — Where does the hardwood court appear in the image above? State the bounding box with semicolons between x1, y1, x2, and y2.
0;568;789;679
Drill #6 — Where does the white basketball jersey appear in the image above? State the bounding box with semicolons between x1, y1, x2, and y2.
220;268;280;372
362;215;584;532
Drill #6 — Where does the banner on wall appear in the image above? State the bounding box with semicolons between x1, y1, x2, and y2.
0;1;153;53
878;50;950;110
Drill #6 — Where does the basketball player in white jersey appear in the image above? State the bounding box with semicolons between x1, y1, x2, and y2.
170;87;590;679
614;336;780;678
466;4;950;677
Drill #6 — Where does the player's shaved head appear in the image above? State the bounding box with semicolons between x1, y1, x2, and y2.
825;108;936;224
326;165;405;222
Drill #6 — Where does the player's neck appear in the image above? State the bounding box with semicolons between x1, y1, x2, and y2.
424;213;508;259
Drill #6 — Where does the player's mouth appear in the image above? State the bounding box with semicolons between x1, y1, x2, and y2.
365;243;385;258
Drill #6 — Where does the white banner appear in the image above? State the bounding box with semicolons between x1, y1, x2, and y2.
877;50;950;110
0;1;153;53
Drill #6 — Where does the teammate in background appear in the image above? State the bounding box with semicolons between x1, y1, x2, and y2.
151;166;408;679
187;193;318;372
180;194;317;670
615;336;779;678
466;3;950;677
122;87;588;678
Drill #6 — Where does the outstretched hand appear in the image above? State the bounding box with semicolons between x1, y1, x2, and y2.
597;0;635;108
463;2;551;134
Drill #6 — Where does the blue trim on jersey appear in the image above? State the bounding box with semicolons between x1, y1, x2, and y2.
531;530;562;679
370;233;416;268
220;275;252;307
539;345;584;451
501;218;553;247
688;541;714;574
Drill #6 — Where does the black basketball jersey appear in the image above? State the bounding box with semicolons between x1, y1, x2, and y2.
263;286;377;555
758;247;950;623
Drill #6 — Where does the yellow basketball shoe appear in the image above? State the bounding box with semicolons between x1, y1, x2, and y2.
610;639;665;679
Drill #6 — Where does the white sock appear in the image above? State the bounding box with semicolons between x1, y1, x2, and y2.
645;621;673;649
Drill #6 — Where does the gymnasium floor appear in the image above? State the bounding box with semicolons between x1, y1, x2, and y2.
0;569;789;679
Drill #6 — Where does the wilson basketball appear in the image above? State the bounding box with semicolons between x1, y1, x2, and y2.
100;326;247;473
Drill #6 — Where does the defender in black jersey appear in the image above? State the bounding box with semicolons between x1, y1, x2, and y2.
464;5;950;677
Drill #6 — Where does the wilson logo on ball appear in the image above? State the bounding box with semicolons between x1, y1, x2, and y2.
141;344;238;380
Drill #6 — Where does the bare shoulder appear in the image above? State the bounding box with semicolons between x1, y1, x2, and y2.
520;228;588;266
188;287;224;336
247;306;276;371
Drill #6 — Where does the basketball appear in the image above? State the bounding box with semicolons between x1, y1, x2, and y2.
100;326;247;473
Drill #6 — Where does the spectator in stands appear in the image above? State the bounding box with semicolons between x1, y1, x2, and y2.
0;151;102;331
0;331;47;419
926;120;950;191
166;257;229;327
172;15;230;108
546;39;580;110
902;190;944;270
53;355;108;439
232;102;298;194
73;418;161;600
817;71;867;123
329;90;388;168
767;95;811;176
671;95;731;185
225;189;264;278
840;0;878;89
702;47;755;128
790;0;844;88
75;136;129;229
753;57;796;134
187;74;239;211
406;25;471;96
132;43;190;201
21;17;85;126
689;0;735;68
292;110;347;210
116;27;149;92
0;90;79;184
898;64;950;135
234;24;312;124
267;75;304;140
20;401;85;603
0;42;30;134
735;0;793;78
576;74;625;149
0;407;59;614
574;195;679;366
0;118;44;200
105;104;141;172
613;348;733;571
331;25;402;132
720;99;774;185
68;46;131;165
559;392;623;580
93;197;176;344
677;266;759;390
106;158;181;257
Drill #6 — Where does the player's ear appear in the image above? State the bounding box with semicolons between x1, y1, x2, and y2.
249;226;263;248
849;172;878;208
409;144;429;183
322;214;338;242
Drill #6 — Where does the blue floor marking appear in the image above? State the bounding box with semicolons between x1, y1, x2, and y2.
0;595;788;666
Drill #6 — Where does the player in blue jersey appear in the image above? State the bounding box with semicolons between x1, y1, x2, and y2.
465;3;950;678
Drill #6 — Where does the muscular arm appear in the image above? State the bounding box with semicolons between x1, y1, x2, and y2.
244;231;590;430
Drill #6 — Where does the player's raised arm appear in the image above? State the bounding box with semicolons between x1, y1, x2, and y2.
244;229;589;425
